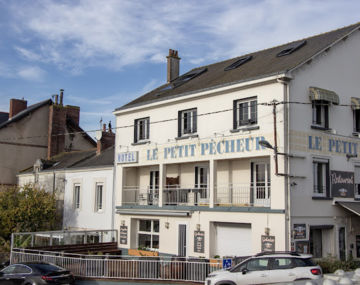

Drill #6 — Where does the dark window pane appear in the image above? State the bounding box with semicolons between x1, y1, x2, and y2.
153;220;159;232
139;220;152;232
153;235;159;249
138;234;151;248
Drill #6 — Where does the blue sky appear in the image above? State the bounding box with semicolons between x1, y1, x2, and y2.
0;0;359;134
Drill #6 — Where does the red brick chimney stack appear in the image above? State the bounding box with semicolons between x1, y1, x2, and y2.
167;49;180;83
9;98;27;119
96;122;115;155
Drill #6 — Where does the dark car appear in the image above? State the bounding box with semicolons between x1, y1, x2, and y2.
0;262;75;285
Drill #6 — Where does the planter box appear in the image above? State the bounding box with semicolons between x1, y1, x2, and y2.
128;249;159;256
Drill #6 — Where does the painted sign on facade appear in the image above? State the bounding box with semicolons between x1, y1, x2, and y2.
293;224;307;240
194;231;205;253
331;170;354;198
117;151;138;164
308;135;358;155
146;136;267;161
261;235;275;252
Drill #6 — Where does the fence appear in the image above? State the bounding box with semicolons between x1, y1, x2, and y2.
11;248;225;282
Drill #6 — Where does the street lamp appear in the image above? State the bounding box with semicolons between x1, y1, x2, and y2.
259;140;275;150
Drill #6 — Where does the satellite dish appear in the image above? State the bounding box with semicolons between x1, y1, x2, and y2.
95;130;102;141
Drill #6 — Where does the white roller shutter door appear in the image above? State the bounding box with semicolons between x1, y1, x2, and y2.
214;223;252;256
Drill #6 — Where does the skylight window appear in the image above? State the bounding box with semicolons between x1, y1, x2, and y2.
172;67;207;88
276;40;307;57
224;55;253;71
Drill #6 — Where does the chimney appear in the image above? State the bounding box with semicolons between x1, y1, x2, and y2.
53;94;59;105
9;98;27;119
97;123;115;155
59;89;64;106
167;49;180;83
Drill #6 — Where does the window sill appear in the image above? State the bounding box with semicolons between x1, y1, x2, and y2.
230;125;260;133
132;140;150;146
312;196;333;200
310;125;331;131
352;132;360;137
175;134;199;140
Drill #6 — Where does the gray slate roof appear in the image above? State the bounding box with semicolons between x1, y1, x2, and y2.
0;99;52;129
117;22;360;111
73;145;114;169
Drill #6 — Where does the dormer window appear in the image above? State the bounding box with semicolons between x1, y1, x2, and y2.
233;97;257;129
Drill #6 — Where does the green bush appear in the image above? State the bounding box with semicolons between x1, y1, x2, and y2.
316;256;360;273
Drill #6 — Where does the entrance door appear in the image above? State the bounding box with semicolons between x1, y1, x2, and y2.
310;229;322;258
149;171;159;205
252;162;270;206
195;166;208;204
339;227;346;261
178;224;187;257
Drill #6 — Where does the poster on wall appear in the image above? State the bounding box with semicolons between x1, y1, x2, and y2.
120;226;128;244
261;235;275;252
331;170;354;198
194;231;205;253
296;241;310;254
293;224;307;239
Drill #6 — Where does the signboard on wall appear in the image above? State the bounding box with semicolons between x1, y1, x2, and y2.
120;226;128;244
117;151;138;164
296;241;309;254
293;224;307;240
261;235;275;252
194;231;205;253
331;170;354;198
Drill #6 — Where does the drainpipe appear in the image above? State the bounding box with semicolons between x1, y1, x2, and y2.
111;122;117;242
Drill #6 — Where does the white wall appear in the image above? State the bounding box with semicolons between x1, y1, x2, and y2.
63;167;113;230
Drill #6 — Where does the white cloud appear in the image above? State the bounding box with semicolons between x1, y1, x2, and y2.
17;66;45;81
5;0;360;74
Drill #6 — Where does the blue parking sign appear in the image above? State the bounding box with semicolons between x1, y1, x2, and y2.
222;258;232;269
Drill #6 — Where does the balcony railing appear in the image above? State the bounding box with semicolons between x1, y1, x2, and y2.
216;184;270;207
123;184;270;207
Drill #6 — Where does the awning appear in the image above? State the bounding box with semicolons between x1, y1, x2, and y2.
351;97;360;110
336;201;360;216
309;87;339;105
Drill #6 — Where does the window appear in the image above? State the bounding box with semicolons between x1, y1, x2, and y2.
74;184;81;209
178;108;197;137
355;166;360;199
134;117;149;143
233;97;257;129
312;100;329;129
276;40;306;57
224;55;252;71
95;183;104;212
246;258;269;271
354;109;360;133
271;258;293;270
313;159;329;197
138;219;159;250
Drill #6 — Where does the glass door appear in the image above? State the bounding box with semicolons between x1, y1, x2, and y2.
149;170;159;205
253;162;270;206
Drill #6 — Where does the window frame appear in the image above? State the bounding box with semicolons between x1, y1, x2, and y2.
354;166;360;199
311;100;329;129
312;159;330;198
95;183;104;212
178;108;197;137
233;97;257;129
137;219;159;250
134;117;150;143
354;109;360;133
73;184;81;209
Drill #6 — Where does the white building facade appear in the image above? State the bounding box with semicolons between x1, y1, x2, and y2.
114;23;360;260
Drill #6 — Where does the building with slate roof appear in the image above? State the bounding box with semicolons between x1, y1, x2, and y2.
18;124;115;231
113;22;360;260
0;90;96;186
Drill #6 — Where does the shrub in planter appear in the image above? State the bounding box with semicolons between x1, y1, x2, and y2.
317;256;360;273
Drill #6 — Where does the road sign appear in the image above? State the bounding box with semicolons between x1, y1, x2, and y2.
223;258;232;269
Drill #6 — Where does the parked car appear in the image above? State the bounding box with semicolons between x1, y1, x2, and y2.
205;252;322;285
0;261;75;285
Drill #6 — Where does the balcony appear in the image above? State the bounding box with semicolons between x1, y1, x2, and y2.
123;184;270;208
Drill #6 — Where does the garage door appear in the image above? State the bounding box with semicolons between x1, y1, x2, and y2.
214;222;252;257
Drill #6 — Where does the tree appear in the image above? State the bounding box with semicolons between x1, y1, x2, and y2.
0;184;58;241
